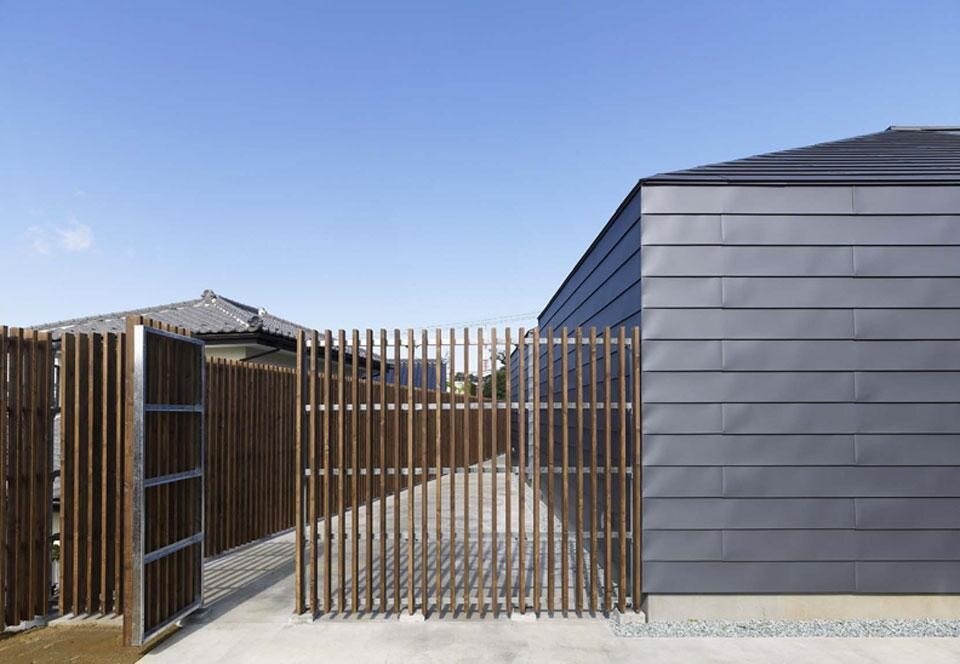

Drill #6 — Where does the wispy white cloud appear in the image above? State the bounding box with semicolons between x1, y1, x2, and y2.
57;217;94;251
23;216;95;255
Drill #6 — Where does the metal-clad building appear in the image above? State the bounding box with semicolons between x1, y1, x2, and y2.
539;127;960;615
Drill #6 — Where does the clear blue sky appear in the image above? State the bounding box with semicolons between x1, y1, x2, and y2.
2;1;959;331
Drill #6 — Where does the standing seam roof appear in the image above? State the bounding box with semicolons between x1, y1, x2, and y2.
644;127;960;184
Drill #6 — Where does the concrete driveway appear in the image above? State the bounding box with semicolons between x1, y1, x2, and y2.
139;465;960;663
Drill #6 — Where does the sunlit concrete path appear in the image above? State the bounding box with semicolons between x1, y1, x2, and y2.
139;467;960;663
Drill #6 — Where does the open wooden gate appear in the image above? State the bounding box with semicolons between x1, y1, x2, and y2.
0;328;54;632
294;327;641;618
123;321;205;646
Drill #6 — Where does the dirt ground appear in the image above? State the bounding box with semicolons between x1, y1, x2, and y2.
0;624;165;664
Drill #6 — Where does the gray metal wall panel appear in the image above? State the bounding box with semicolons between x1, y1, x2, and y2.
722;530;857;561
857;341;960;370
640;186;856;215
643;466;724;497
723;467;960;498
856;372;960;402
641;185;960;215
580;281;642;330
642;277;721;307
722;214;960;246
856;435;960;465
642;309;725;340
641;214;721;244
856;562;960;593
723;403;856;434
642;562;856;593
643;371;855;403
642;246;855;277
723;277;960;308
643;403;723;434
643;498;856;529
644;434;856;466
855;246;960;276
643;530;723;561
719;340;960;371
642;340;722;371
853;186;960;214
642;308;858;340
546;247;640;329
548;180;960;594
857;403;960;434
722;340;855;371
855;309;960;339
856;499;960;529
857;531;960;561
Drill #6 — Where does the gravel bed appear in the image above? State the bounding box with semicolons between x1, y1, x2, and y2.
611;618;960;638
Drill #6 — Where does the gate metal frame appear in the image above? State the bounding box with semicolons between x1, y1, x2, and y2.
126;324;206;646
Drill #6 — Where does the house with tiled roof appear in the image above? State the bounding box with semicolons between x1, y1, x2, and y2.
35;288;376;370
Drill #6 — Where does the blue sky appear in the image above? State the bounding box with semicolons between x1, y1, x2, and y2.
2;1;958;330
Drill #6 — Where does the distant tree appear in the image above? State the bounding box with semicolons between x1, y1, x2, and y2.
482;352;507;398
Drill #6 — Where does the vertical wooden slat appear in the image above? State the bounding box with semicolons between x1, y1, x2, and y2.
122;316;137;646
28;330;39;620
475;328;484;617
323;331;333;613
116;333;124;612
545;327;554;613
393;330;402;613
632;326;642;611
58;332;72;617
405;329;415;616
589;328;598;614
365;329;374;613
504;328;512;616
531;328;540;615
603;327;612;613
420;329;428;615
10;329;22;625
72;332;83;615
447;328;456;615
461;328;471;616
378;329;388;613
489;328;498;616
0;327;6;630
574;328;584;615
351;329;361;612
560;328;569;615
294;331;306;614
308;330;318;615
101;334;110;613
618;327;628;613
516;328;526;616
337;330;347;612
434;329;442;615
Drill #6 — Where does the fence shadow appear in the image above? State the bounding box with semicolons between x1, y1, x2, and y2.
201;535;296;618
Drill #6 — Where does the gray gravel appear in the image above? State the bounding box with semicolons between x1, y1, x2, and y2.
611;618;960;638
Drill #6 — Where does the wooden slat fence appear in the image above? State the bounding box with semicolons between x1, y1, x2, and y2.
0;328;55;631
58;321;296;619
295;327;641;619
205;359;296;556
59;331;126;617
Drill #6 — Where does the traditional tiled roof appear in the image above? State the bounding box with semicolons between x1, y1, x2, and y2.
35;289;306;340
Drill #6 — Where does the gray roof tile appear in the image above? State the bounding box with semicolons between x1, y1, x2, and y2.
35;289;307;340
645;127;960;184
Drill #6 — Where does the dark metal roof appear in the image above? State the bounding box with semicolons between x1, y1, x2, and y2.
35;289;307;341
645;126;960;184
